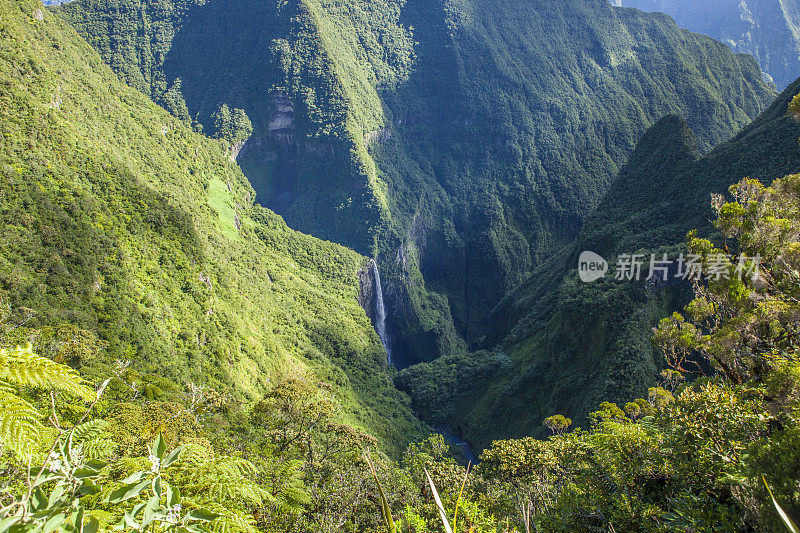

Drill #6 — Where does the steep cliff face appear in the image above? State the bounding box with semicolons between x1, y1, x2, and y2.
613;0;800;89
404;79;800;451
59;0;775;367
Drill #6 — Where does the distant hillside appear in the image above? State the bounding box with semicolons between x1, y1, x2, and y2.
612;0;800;89
57;0;775;367
0;0;423;454
398;79;800;450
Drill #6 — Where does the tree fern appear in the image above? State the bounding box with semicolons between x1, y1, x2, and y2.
0;344;93;401
72;419;116;459
168;447;273;530
0;345;95;461
197;457;271;507
583;454;619;499
0;382;41;460
262;458;310;512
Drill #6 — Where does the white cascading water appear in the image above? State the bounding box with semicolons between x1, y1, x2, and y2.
370;259;392;365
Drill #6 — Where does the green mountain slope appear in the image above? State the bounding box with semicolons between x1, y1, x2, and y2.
397;79;800;450
0;0;423;454
57;0;775;367
613;0;800;90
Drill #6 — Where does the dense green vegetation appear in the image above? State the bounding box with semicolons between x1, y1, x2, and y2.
614;0;800;90
57;0;776;368
397;78;800;450
4;168;800;532
58;0;413;257
4;0;800;529
0;0;424;456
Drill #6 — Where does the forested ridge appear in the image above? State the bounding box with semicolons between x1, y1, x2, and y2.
58;0;775;370
0;0;424;454
396;78;800;451
613;0;800;90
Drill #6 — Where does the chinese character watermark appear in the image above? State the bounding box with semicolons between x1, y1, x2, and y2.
577;251;761;283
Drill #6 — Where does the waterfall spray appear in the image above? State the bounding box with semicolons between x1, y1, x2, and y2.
370;260;392;365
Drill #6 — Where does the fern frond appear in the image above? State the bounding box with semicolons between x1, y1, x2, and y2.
203;480;271;507
82;436;117;459
0;345;93;401
583;454;619;498
171;442;212;472
208;457;259;478
271;461;310;510
209;509;258;533
0;384;43;460
72;419;109;443
182;456;269;505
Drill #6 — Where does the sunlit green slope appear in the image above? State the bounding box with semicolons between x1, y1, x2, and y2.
0;0;423;453
58;0;775;366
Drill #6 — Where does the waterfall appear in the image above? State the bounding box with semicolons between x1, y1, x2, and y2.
370;260;392;365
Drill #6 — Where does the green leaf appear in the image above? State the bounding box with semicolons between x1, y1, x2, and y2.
152;476;162;499
48;481;67;508
75;459;107;478
123;511;141;530
0;517;21;531
141;495;160;527
107;479;150;503
33;474;60;488
71;508;84;530
185;509;219;522
425;468;453;533
162;446;182;468
118;471;146;484
453;462;471;533
166;484;181;507
42;514;64;533
79;479;101;496
364;451;396;533
81;517;99;533
31;487;48;512
764;476;800;533
152;434;166;460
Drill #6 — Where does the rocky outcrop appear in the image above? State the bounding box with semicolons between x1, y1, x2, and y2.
228;140;246;162
365;127;391;146
268;93;294;131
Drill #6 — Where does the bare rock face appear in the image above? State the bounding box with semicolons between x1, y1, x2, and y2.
365;128;391;146
357;261;377;323
613;0;800;89
268;93;294;131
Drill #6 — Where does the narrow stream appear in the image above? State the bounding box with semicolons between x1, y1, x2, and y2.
435;426;478;465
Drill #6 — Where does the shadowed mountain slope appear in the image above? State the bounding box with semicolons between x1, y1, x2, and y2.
398;79;800;450
57;0;776;366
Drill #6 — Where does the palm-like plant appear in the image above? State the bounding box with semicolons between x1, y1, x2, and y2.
423;464;471;533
